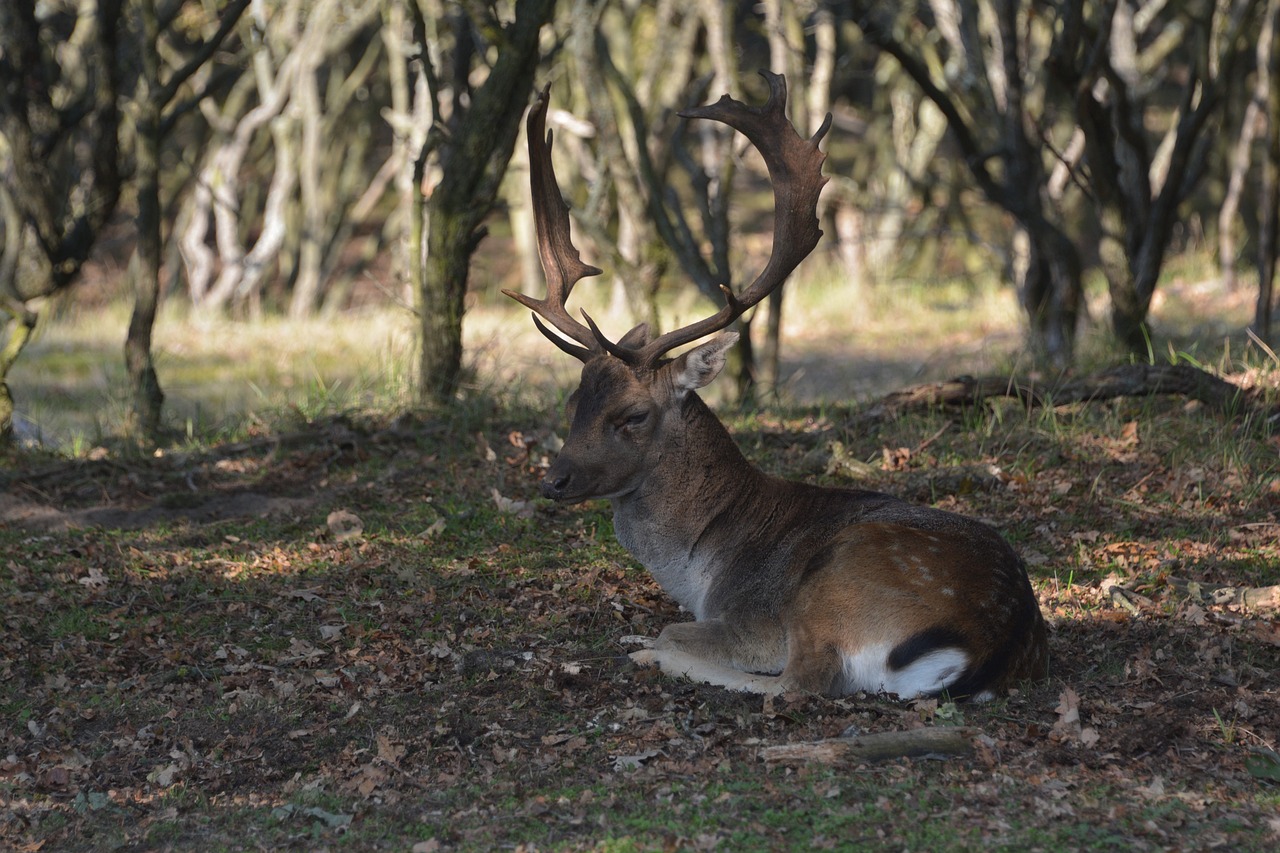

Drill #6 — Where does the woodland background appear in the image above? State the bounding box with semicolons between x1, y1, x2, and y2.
3;0;1280;442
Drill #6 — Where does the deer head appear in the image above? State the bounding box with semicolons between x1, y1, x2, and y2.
505;71;830;502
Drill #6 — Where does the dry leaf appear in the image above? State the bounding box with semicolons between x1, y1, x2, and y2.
1051;687;1096;746
377;733;406;765
78;567;108;588
149;763;179;787
613;749;662;771
356;763;389;797
327;509;364;542
492;488;534;519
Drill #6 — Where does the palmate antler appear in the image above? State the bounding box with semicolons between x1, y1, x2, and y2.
506;70;830;369
501;84;604;361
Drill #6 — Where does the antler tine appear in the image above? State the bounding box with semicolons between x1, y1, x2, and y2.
502;85;604;362
632;70;830;367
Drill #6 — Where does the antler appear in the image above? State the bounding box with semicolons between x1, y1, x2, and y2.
502;85;604;362
508;71;829;368
628;69;831;367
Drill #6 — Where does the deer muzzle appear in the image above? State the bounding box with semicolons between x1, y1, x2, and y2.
539;461;574;501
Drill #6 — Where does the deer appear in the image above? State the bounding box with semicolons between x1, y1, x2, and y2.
507;71;1048;701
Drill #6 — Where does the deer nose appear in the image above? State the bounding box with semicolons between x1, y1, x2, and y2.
540;473;571;500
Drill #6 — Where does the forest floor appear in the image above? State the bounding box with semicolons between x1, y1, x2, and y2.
3;275;1280;850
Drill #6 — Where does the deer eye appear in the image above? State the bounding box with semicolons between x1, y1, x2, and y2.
618;410;650;431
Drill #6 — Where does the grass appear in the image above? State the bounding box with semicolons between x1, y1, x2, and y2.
11;254;1271;454
10;302;418;449
2;269;1279;850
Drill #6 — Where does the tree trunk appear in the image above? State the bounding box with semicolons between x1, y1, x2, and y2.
125;0;165;440
416;0;555;404
1220;102;1265;294
419;214;472;402
0;301;37;441
728;319;757;406
288;56;325;319
1018;220;1083;367
1097;208;1149;353
1258;37;1280;341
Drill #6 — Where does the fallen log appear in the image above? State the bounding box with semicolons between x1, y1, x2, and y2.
852;363;1275;426
760;726;976;765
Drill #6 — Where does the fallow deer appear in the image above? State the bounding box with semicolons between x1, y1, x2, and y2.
507;71;1048;700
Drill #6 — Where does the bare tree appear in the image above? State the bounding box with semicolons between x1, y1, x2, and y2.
178;0;385;318
1253;0;1280;339
848;0;1261;361
1052;0;1261;351
410;0;556;403
850;0;1085;365
0;0;125;440
1220;0;1280;295
124;0;250;439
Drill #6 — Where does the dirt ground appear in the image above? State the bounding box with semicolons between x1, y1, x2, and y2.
3;384;1279;849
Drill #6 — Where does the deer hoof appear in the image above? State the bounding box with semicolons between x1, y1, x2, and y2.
629;649;660;667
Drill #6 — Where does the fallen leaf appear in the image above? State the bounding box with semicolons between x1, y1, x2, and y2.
148;763;180;788
356;763;389;797
272;804;352;829
327;509;364;542
78;567;108;588
1136;775;1166;800
492;488;534;519
613;749;662;771
377;732;406;765
1051;687;1096;746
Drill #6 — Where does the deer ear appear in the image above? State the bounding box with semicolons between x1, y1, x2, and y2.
617;323;651;349
667;331;738;395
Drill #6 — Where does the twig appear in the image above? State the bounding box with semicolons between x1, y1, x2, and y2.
760;726;977;765
1169;577;1280;611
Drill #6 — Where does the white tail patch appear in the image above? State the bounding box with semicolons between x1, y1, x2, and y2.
840;644;970;699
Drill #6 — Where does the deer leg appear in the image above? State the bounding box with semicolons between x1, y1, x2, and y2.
629;619;790;694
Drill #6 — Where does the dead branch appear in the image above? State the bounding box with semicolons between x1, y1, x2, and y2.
1169;577;1280;612
760;726;976;765
852;364;1273;426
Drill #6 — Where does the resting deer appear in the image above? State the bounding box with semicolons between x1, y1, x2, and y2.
508;71;1048;700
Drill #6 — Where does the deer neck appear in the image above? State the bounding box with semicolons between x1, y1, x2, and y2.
610;393;767;616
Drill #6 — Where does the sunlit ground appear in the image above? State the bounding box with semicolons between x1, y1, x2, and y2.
7;257;1266;452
